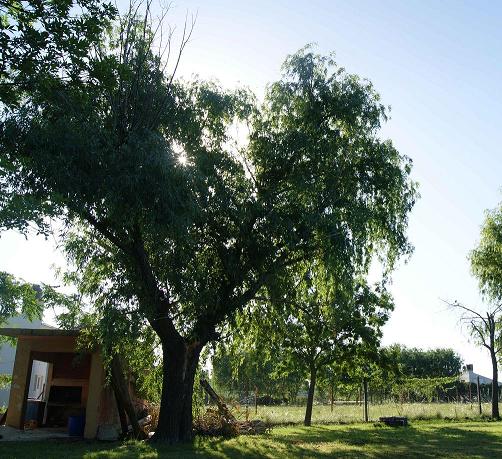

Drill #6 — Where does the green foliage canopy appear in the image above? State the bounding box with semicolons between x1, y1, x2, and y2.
212;338;304;403
390;344;463;379
253;265;393;377
0;271;43;325
0;270;81;336
471;203;502;302
0;0;117;106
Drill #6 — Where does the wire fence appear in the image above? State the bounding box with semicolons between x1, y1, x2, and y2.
204;379;501;425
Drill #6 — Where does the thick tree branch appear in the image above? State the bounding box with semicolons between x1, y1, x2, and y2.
82;211;132;255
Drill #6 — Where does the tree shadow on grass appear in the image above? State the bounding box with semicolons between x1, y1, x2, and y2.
105;422;502;458
4;422;502;458
263;422;502;458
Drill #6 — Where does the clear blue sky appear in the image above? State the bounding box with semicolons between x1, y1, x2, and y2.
2;0;502;376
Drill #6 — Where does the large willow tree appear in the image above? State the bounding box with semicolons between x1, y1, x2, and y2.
0;4;417;441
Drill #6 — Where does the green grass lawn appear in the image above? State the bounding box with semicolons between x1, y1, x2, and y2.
1;420;502;458
232;402;493;424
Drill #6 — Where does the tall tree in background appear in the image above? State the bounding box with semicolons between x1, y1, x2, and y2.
389;345;463;378
0;1;417;441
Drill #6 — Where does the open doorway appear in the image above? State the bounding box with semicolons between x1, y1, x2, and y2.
23;352;91;432
24;359;49;428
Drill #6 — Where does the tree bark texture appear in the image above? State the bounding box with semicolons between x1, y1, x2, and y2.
151;340;202;443
363;379;369;422
490;349;500;419
304;366;317;427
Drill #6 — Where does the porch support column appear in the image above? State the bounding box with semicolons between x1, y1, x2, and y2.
6;338;33;429
84;351;104;439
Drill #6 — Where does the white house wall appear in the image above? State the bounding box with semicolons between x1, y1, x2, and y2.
0;317;53;407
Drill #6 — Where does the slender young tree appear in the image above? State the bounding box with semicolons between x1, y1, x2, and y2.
455;200;502;419
0;5;417;441
240;262;393;426
448;301;501;419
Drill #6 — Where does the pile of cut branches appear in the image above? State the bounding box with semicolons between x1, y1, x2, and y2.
196;379;271;437
194;409;271;437
194;408;239;437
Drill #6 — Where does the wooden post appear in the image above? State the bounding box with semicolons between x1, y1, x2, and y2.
477;376;482;415
110;355;143;438
245;380;249;421
114;388;129;435
6;338;33;430
330;383;334;413
363;379;369;422
254;386;258;416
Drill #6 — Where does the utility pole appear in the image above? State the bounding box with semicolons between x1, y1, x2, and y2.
330;383;334;413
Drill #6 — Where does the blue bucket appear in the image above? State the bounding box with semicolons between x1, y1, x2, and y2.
68;415;86;437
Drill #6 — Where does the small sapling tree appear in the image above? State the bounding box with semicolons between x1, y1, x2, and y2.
239;262;393;426
448;301;501;419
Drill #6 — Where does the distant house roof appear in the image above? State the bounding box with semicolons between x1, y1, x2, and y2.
0;328;79;337
459;364;502;386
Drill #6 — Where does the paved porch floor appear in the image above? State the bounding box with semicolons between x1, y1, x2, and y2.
0;426;69;441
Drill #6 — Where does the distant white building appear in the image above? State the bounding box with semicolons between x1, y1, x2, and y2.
460;364;502;386
0;316;53;407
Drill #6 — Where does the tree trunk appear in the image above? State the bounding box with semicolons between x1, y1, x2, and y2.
151;340;201;443
363;379;369;422
114;389;129;436
304;366;317;427
490;349;500;419
477;375;482;415
245;380;249;421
